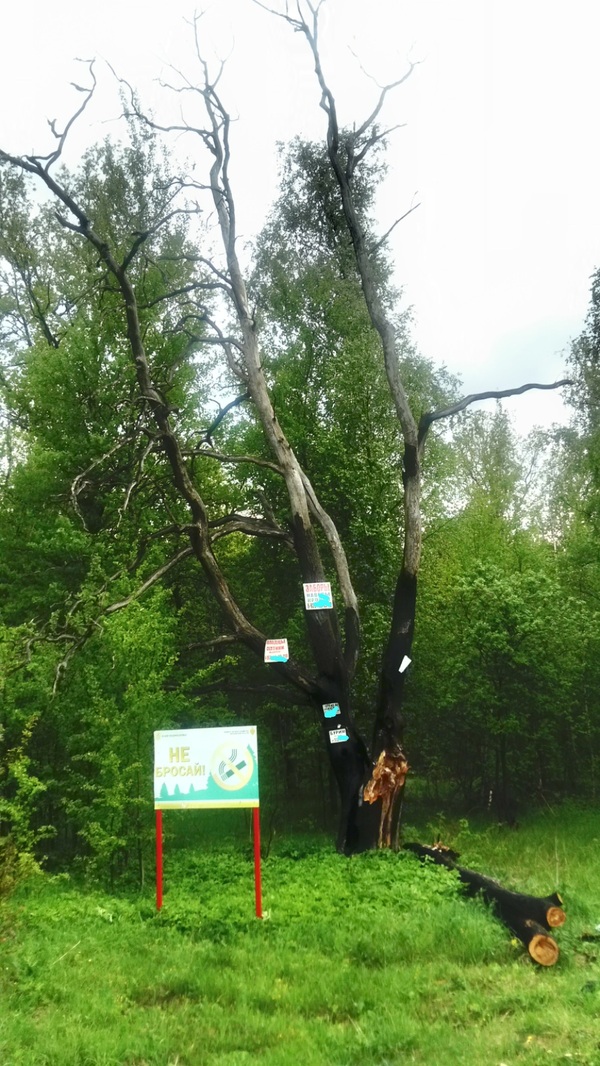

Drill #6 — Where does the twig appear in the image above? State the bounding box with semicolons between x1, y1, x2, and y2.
49;940;81;968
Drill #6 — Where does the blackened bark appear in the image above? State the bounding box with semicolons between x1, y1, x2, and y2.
373;567;417;753
328;731;371;854
404;843;565;926
405;843;565;963
311;672;371;854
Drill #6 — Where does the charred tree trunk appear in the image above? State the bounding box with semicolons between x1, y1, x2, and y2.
271;0;573;852
508;917;561;967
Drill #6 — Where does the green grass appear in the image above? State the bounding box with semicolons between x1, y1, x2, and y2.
1;805;600;1065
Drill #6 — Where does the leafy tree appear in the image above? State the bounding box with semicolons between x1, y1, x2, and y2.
568;266;600;530
410;410;600;810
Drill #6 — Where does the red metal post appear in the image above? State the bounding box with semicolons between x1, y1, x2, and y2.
252;807;263;918
156;809;163;910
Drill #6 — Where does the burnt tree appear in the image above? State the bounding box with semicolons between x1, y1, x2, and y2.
0;7;570;854
260;0;571;847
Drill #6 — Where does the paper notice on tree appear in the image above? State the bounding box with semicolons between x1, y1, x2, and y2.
399;655;412;674
322;703;340;719
329;728;349;744
303;582;333;610
264;638;289;663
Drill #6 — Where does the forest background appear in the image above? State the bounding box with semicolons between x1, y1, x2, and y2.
0;1;600;887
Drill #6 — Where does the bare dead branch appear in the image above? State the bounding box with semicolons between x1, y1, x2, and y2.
62;524;186;628
186;634;239;651
419;380;574;447
201;391;249;444
255;488;280;528
185;446;286;475
201;313;248;380
251;0;305;28
354;66;416;141
299;468;361;672
370;200;421;255
120;230;151;272
121;208;203;274
16;263;61;348
116;438;156;527
105;545;194;614
139;279;231;309
36;60;97;172
209;511;293;546
198;330;246;356
70;434;138;528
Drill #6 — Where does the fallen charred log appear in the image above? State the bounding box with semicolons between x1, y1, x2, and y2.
404;842;565;966
508;916;560;966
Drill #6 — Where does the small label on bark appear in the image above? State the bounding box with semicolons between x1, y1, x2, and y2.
329;728;349;744
264;638;289;662
303;582;333;610
399;655;412;673
322;703;340;718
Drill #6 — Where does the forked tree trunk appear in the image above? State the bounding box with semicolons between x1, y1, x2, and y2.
286;0;572;854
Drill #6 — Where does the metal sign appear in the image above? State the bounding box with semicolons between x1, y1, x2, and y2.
154;726;259;809
153;725;262;917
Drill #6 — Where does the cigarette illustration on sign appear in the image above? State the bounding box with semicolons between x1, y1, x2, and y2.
322;703;340;719
264;638;289;662
329;728;349;744
303;582;333;610
211;744;254;791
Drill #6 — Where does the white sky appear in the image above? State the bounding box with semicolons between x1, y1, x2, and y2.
2;0;599;433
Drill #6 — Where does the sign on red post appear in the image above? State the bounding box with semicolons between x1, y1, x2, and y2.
153;726;261;916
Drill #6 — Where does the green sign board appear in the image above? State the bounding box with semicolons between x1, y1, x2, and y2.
154;726;259;809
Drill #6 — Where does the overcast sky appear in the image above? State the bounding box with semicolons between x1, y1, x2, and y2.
2;0;599;433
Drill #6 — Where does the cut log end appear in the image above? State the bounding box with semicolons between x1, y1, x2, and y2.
528;933;560;967
546;906;566;929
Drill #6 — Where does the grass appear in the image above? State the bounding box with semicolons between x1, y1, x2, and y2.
1;805;599;1065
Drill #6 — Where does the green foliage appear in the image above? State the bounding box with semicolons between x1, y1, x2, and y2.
47;593;186;882
409;409;600;811
0;96;598;886
568;267;600;530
